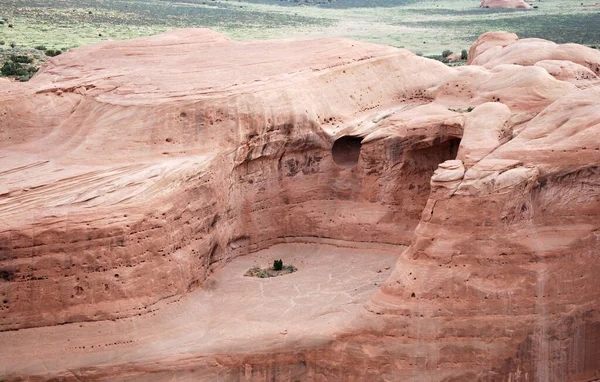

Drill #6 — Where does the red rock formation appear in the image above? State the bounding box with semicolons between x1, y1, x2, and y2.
0;30;599;381
470;32;600;76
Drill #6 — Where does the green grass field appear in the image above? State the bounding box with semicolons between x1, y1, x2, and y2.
0;0;598;58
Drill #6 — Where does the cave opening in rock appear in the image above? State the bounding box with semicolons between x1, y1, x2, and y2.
332;136;363;168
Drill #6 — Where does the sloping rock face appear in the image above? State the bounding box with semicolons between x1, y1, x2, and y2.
371;33;600;381
0;29;458;331
1;30;599;381
469;32;600;76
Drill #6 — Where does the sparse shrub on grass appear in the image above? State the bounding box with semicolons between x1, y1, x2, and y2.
1;61;23;76
8;24;13;28
9;42;16;48
425;54;449;64
45;49;62;57
1;54;38;81
461;49;468;60
273;259;283;271
442;49;453;58
10;55;33;64
0;41;4;46
20;66;39;81
35;45;47;51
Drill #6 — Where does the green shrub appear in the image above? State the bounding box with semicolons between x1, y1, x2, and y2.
9;42;16;48
45;49;62;57
461;49;468;60
273;259;283;271
34;45;47;51
10;54;33;64
1;61;22;76
442;49;453;58
0;41;4;45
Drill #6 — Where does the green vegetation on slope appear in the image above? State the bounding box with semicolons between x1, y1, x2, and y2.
0;0;598;70
400;12;600;45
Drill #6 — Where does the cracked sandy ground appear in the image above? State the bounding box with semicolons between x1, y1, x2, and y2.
0;242;400;378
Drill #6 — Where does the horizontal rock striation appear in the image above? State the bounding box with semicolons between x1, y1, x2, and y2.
1;30;599;381
0;29;458;331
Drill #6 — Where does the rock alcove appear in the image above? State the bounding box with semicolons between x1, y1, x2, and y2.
332;136;363;168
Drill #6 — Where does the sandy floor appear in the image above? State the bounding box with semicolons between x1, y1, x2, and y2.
0;243;399;379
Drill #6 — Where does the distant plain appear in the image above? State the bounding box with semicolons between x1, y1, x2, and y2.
0;0;599;57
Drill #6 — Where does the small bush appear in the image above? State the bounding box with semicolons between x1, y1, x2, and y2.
245;263;297;278
45;49;62;57
442;49;453;58
1;61;22;76
10;54;33;64
273;259;283;271
9;42;16;48
34;45;47;51
0;41;4;45
8;24;13;28
461;49;468;60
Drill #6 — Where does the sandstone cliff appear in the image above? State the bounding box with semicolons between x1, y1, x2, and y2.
0;30;598;381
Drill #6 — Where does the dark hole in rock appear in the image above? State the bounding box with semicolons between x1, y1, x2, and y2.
332;136;363;168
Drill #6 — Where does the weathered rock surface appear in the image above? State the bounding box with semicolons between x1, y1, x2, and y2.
0;29;599;381
535;59;599;84
470;32;600;76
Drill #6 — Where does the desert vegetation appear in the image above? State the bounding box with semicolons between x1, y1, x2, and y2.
0;53;38;81
0;0;597;59
0;45;62;81
245;259;297;278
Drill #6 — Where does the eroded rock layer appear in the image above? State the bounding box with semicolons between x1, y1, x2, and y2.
0;30;599;381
